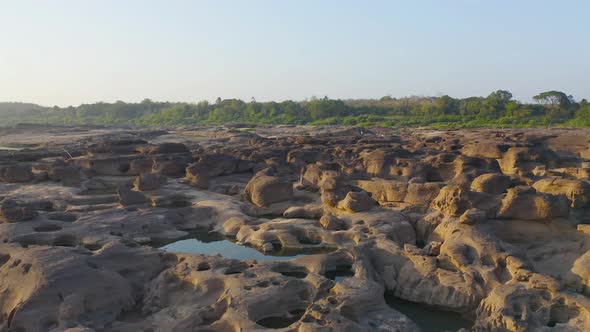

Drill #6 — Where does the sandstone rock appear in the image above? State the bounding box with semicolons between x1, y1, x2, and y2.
462;142;506;159
0;165;34;183
87;138;147;155
134;173;166;191
497;186;570;220
129;158;154;174
578;224;590;235
192;154;245;177
48;164;82;187
423;241;442;256
499;146;558;175
117;186;148;206
283;205;323;219
320;214;345;230
453;156;501;177
404;182;443;206
185;162;211;189
470;173;511;195
151;193;191;208
431;185;474;217
145;142;189;154
152;155;191;176
338;191;376;212
244;174;293;207
475;284;553;331
4;126;590;332
356;179;408;203
432;185;501;218
459;208;487;225
533;178;590;208
0;199;38;223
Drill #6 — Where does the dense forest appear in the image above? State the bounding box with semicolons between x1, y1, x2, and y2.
1;90;590;128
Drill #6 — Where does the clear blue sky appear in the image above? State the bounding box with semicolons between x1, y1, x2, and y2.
0;0;588;106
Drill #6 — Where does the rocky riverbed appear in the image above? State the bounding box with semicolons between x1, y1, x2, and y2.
1;124;590;331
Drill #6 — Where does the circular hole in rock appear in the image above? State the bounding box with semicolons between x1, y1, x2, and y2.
0;254;10;267
197;262;211;271
53;234;78;247
47;212;78;222
83;243;102;251
256;308;306;329
324;264;354;282
33;224;62;232
297;237;321;245
271;264;309;279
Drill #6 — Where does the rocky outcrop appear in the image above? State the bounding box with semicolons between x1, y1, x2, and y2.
533;178;590;208
134;173;166;191
0;165;34;183
338;191;376;212
2;126;590;331
244;173;294;207
0;199;38;223
497;186;570;220
470;173;511;195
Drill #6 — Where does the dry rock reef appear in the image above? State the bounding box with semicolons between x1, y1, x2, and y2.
1;124;590;331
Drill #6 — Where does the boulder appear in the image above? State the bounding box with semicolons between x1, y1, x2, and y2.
431;185;501;218
470;173;511;195
356;179;408;203
533;178;590;208
244;174;294;207
338;191;376;212
48;165;81;187
134;173;166;192
145;142;189;155
151;193;191;208
431;185;475;217
283;205;323;219
423;241;442;256
152;156;191;176
462;143;506;159
497;186;569;220
0;199;38;223
185;163;211;189
453;156;501;177
117;186;148;206
404;182;444;206
0;165;34;183
129;158;154;174
320;214;345;230
192;154;244;177
459;208;487;225
87;138;148;155
499;147;558;175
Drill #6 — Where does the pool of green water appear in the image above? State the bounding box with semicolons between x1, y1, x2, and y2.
160;231;335;261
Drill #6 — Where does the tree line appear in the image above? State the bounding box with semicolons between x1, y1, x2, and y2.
1;90;589;128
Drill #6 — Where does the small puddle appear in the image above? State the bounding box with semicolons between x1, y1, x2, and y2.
385;294;473;332
160;231;334;261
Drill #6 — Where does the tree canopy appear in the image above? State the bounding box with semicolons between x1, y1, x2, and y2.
1;90;590;129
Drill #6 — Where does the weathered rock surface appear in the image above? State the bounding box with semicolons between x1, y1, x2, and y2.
1;125;590;331
244;172;294;207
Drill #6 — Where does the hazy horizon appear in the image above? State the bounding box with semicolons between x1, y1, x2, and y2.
1;0;589;107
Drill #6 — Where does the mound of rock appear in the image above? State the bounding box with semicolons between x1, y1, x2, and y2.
0;165;33;183
497;186;570;220
245;173;294;207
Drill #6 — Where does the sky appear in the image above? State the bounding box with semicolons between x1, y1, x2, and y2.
0;0;588;107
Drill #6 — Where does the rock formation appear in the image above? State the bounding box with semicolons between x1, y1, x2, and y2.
1;125;590;331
